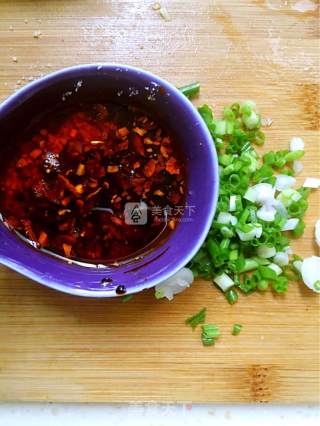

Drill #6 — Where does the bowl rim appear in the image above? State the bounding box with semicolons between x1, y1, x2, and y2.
0;63;219;297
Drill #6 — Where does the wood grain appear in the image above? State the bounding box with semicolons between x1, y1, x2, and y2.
0;0;319;403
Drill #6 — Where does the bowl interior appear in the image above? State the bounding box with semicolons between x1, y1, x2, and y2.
0;65;218;297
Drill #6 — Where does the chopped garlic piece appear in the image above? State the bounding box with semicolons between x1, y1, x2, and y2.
301;256;320;293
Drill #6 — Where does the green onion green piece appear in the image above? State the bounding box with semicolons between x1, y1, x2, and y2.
242;111;260;130
239;258;259;273
155;289;164;299
225;288;238;304
292;219;305;237
179;82;200;99
198;104;213;123
232;324;242;336
215;120;227;136
239;275;257;293
272;276;288;293
221;226;234;238
230;102;240;116
122;294;133;302
257;280;269;291
185;307;207;329
223;107;235;121
284;150;304;162
258;265;278;281
229;249;239;261
201;324;220;346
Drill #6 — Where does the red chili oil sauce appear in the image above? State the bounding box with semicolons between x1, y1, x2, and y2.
0;103;185;262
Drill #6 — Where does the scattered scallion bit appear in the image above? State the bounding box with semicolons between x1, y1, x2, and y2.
185;307;206;329
189;99;310;301
122;294;133;302
201;324;220;346
179;82;200;99
225;288;238;304
232;324;242;336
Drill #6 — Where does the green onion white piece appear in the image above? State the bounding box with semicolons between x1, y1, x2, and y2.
316;220;320;247
293;260;303;273
155;267;194;300
236;224;262;241
281;218;299;231
290;137;304;152
257;246;276;258
293;160;303;175
229;195;237;212
277;189;301;207
275;174;296;191
216;212;237;225
303;178;320;189
244;183;275;204
268;263;282;276
273;252;289;266
256;204;277;222
284;246;293;255
213;272;234;292
241;100;257;110
242;110;260;129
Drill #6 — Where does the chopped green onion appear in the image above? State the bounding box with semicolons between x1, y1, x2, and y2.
239;258;259;273
185;307;206;329
257;246;276;259
268;263;283;276
188;98;310;306
213;272;234;292
225;288;238;304
292;219;305;237
198;104;213;123
122;294;133;302
221;226;234;238
179;82;200;99
242;110;260;130
215;120;227;136
272;276;288;293
314;281;320;292
232;324;242;335
201;324;220;346
284;150;304;162
257;280;269;291
258;265;278;281
223;107;235;121
239;275;257;293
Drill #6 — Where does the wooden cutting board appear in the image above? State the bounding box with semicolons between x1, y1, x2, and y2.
0;0;319;403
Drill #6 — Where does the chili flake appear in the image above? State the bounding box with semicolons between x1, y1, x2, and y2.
0;102;185;262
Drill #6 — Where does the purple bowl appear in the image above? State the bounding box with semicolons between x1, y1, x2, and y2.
0;64;219;297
